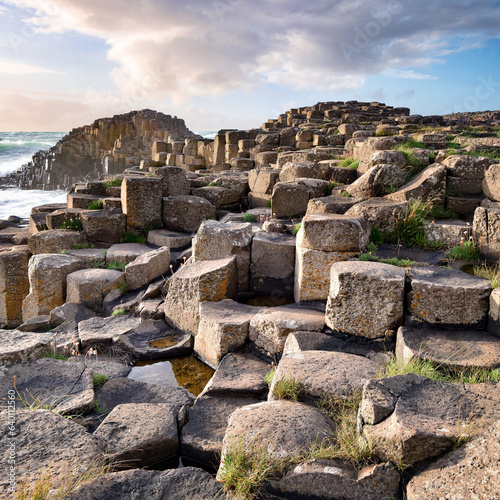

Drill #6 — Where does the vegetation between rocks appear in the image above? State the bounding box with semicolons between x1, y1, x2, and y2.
120;231;146;244
447;241;481;262
59;218;82;231
474;262;500;288
241;212;256;223
87;200;103;210
93;373;109;389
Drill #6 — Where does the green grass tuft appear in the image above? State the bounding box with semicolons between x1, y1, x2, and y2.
88;200;104;210
59;218;82;231
241;212;256;223
271;373;303;401
102;177;123;187
291;222;302;236
107;261;126;271
120;232;146;244
111;307;126;316
41;351;68;361
474;263;500;289
93;373;109;389
338;157;359;170
264;369;275;386
447;241;480;262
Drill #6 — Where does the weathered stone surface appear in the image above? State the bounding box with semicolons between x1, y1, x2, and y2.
125;246;170;291
345;198;407;233
306;195;363;215
473;206;500;260
201;353;269;398
192;186;240;208
385;164;446;205
163;195;216;233
482;163;500;202
250;231;295;296
180;396;261;465
28;229;86;254
0;358;94;414
63;467;225;500
67;269;124;311
359;374;500;464
396;326;500;369
68;355;131;379
264;459;400;500
164;257;238;336
0;329;52;365
249;305;325;354
297;213;370;252
45;208;84;230
67;248;107;267
49;302;96;327
106;243;152;264
271;182;310;218
326;261;405;338
0;245;30;327
81;210;127;245
193;220;252;292
95;403;178;468
17;314;50;332
424;219;473;247
22;254;83;321
154;166;190;197
217;400;335;480
147;228;193;250
443;154;493;179
195;300;258;368
369;149;407;169
488;288;500;337
279;161;329;182
118;319;192;360
121;176;162;231
353;136;401;174
78;315;142;350
269;350;381;403
407;266;491;328
0;409;104;496
95;377;192;416
346;164;405;198
406;419;500;500
248;169;280;194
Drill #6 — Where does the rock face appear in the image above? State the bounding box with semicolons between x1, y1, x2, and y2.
406;419;500;500
125;246;171;291
163;195;216;233
122;177;162;232
164;257;238;336
0;329;53;365
473;205;500;260
359;374;500;465
326;261;406;338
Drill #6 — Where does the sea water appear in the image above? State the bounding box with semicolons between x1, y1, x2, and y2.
0;131;67;219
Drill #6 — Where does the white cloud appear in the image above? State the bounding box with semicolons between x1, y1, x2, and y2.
0;58;63;75
384;69;439;80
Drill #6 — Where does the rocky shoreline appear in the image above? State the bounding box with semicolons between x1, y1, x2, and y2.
1;100;500;499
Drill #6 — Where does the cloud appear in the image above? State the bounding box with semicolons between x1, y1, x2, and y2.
3;0;500;103
0;58;63;75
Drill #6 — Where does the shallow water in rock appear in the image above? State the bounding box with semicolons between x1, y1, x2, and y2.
127;354;214;397
148;335;182;348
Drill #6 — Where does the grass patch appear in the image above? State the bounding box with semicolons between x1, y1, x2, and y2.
93;400;109;415
118;282;128;294
271;374;303;401
93;373;109;389
241;212;256;223
58;249;69;255
370;227;385;245
428;205;458;220
107;261;126;271
266;199;272;208
88;200;103;210
59;218;82;231
264;369;275;386
326;180;342;195
13;457;114;500
120;232;146;244
291;222;302;236
474;263;500;288
111;307;126;317
41;351;68;361
338;158;359;170
91;260;104;269
340;190;352;197
102;177;123;188
447;241;480;262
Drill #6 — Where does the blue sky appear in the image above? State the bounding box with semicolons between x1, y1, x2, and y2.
0;0;499;132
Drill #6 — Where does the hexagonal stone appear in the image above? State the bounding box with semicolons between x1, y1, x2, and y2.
407;266;491;329
163;195;216;233
271;182;310;218
80;210;126;245
191;186;240;208
325;261;405;338
153;166;190;197
307;195;363;215
125;246;170;291
473;206;500;260
345;198;407;233
28;229;87;255
0;329;53;365
78;315;142;350
106;243;153;264
147;229;193;250
121;176;162;231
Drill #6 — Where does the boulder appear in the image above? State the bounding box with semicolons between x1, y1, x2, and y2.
326;261;406;338
67;269;125;312
345;198;407;233
249;305;325;354
279;161;329;182
482;163;500;201
49;302;96;327
488;288;500;337
80;210;127;245
248;169;280;194
94;403;178;468
22;254;83;321
0;358;94;414
0;329;53;365
192;220;253;292
407;266;491;328
306;195;363;215
271;182;310;218
68;355;131;379
164;257;238;336
195;300;259;368
443;154;493;179
406;420;500;500
78;315;141;351
0;245;30;327
121;176;162;232
16;315;50;332
473;205;500;260
147;228;193;250
191;186;240;208
369;149;407;169
106;243;152;264
359;374;500;465
125;246;170;290
163;195;216;233
269;350;381;403
28;229;86;254
0;409;104;496
346;164;406;198
154;166;190;197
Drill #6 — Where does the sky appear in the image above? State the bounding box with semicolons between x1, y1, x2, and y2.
0;0;499;132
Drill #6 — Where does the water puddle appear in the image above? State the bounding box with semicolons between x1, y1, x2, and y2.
148;335;182;349
128;354;214;398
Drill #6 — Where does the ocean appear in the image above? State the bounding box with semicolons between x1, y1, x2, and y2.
0;130;217;220
0;131;67;219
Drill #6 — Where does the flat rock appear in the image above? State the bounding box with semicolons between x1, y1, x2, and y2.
264;459;400;500
95;403;178;468
17;314;50;332
359;373;500;464
396;326;500;369
180;395;261;465
0;409;104;495
147;228;193;250
406;419;500;500
49;302;96;327
0;358;94;414
63;467;225;500
95;377;192;417
217;400;335;480
68;356;131;379
201;353;269;398
106;243;153;264
0;329;53;365
118;319;192;360
249;304;325;354
125;246;171;291
307;195;364;215
78;315;142;350
407;266;491;329
269;350;381;403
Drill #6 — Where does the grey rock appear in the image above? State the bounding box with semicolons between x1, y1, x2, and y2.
0;328;53;365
